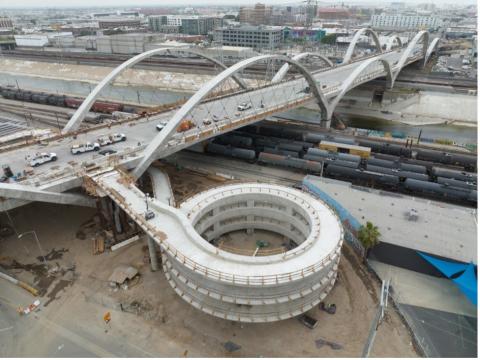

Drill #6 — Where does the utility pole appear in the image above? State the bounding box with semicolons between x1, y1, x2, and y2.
18;231;48;269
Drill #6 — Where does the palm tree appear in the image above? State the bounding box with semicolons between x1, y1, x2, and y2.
357;221;381;260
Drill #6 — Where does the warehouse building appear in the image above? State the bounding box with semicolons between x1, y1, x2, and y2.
371;14;441;31
213;25;283;49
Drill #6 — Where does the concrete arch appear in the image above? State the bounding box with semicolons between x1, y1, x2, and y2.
272;52;334;83
386;36;402;51
424;37;440;67
133;54;328;178
342;28;383;64
327;57;394;119
62;48;248;134
392;30;429;83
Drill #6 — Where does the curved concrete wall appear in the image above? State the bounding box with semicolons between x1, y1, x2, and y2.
159;183;344;322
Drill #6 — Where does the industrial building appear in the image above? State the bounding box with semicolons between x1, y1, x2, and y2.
371;14;441;31
213;25;283;49
317;7;351;20
98;18;142;29
14;32;73;47
195;45;258;63
95;33;167;54
0;16;13;29
283;27;326;42
148;15;222;35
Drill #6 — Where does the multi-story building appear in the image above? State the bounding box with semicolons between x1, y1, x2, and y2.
149;15;222;35
149;15;167;31
238;3;272;25
239;7;254;23
181;16;222;35
0;16;13;29
371;14;441;31
213;25;283;49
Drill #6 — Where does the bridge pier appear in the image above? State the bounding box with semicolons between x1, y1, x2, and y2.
319;118;331;128
147;236;159;272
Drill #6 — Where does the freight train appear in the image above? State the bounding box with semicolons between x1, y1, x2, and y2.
239;124;477;171
202;133;477;205
0;86;140;115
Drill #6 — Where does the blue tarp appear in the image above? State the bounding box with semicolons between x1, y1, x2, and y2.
418;252;469;278
452;263;478;306
419;252;477;306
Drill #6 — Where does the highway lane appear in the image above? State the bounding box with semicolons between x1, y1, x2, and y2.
0;48;423;196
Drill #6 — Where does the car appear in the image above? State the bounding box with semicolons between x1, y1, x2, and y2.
99;149;117;156
71;142;100;155
156;121;168;131
212;115;220;122
237;102;252;111
203;118;212;125
29;152;57;167
235;112;241;117
97;133;126;146
111;133;126;142
144;210;155;220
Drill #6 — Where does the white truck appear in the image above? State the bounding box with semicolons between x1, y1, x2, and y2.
71;142;100;155
29;152;57;167
97;133;127;146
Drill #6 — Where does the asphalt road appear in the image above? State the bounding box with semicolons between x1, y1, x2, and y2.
0;48;422;194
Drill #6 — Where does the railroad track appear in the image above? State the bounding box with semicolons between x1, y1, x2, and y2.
170;151;301;186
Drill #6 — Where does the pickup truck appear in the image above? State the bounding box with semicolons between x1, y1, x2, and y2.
29;152;57;167
71;142;100;155
97;133;127;146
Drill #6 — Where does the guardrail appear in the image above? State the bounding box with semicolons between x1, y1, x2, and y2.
96;173;343;286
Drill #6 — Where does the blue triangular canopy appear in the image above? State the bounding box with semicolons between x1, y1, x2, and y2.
418;252;469;278
452;263;478;306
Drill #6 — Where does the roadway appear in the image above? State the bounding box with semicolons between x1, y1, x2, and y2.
0;47;424;209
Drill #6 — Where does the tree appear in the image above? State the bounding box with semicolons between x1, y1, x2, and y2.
357;221;380;260
321;33;337;45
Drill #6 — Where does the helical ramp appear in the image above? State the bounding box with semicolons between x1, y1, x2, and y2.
94;171;344;322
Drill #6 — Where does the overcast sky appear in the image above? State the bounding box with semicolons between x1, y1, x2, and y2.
0;0;476;8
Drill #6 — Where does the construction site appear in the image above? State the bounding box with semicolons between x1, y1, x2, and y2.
0;16;477;358
0;162;420;357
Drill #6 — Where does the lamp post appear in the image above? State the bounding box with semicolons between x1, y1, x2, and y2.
145;193;150;212
18;231;47;268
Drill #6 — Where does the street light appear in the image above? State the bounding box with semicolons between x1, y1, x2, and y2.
18;231;48;268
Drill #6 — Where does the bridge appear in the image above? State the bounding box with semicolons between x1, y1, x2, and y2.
0;29;439;211
0;29;441;322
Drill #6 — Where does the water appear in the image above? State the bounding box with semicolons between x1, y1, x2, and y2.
1;73;477;145
0;73;188;106
279;107;478;145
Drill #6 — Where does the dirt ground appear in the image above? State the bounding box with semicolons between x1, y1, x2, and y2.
0;198;418;357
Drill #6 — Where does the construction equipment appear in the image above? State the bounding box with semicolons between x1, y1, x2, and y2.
176;119;195;133
320;301;337;314
0;269;39;296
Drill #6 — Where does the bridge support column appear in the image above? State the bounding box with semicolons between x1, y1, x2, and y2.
318;107;331;129
147;236;159;272
319;118;331;128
